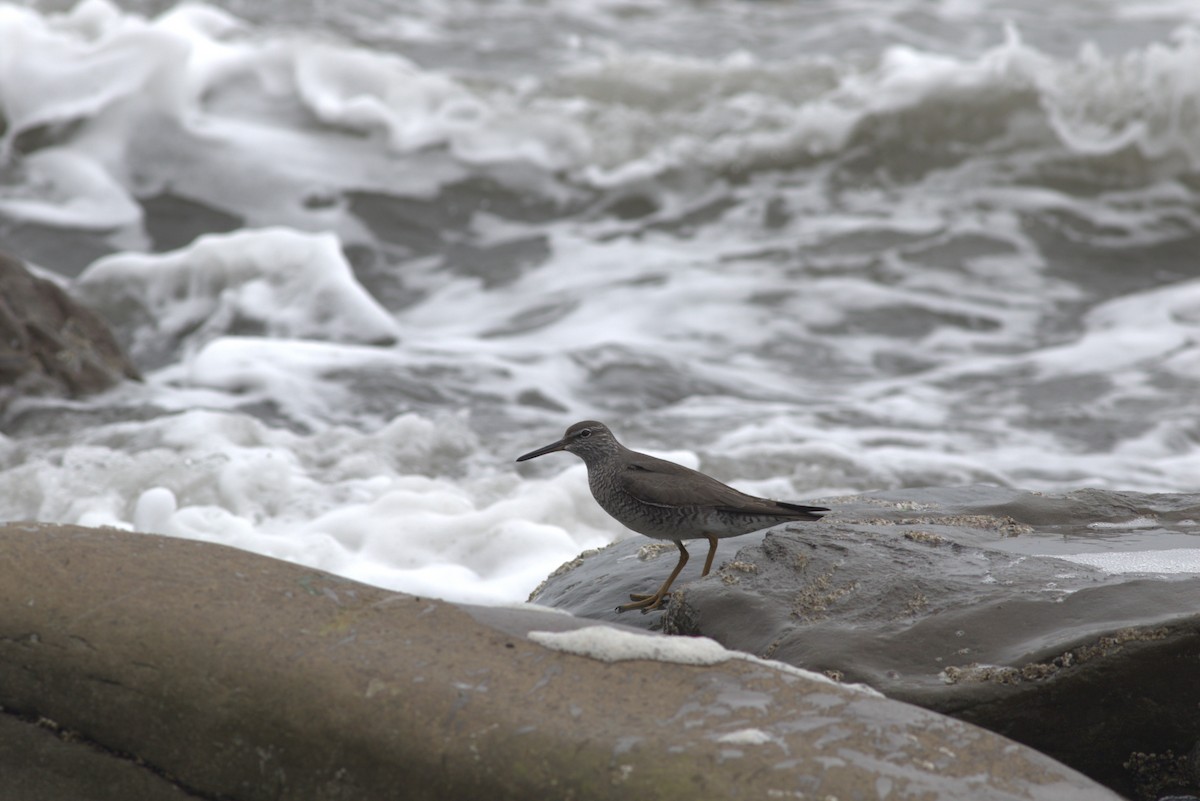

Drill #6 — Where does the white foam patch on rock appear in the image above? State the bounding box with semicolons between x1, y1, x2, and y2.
1086;517;1160;530
715;728;774;745
527;625;881;696
1047;549;1200;575
528;626;733;665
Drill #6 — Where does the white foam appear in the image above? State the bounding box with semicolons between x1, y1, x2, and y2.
1086;517;1160;530
133;486;179;532
527;626;882;696
292;44;489;153
0;0;575;235
1047;549;1200;575
0;148;142;228
1;1;1198;247
76;228;399;361
715;728;775;745
162;337;398;430
1028;278;1200;378
0;409;615;607
528;626;733;665
1042;33;1200;162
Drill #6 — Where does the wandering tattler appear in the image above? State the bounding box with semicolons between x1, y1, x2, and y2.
516;421;828;612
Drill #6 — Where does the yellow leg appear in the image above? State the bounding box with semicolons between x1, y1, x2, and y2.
700;534;719;577
618;541;688;613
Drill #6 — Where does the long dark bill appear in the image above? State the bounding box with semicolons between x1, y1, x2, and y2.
515;438;568;462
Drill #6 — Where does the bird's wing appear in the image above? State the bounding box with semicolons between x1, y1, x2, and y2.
616;452;826;518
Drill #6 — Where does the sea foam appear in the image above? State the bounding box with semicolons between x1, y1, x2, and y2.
1;0;1198;609
76;228;400;364
0;408;617;606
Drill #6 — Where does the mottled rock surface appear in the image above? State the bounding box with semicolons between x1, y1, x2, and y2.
531;486;1200;800
0;522;1119;801
0;713;197;801
0;250;139;410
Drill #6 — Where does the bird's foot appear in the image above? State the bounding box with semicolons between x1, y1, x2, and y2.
615;592;666;613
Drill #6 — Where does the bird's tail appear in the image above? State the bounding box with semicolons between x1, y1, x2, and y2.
777;501;829;520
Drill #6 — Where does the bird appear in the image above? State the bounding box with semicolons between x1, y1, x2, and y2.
516;421;828;612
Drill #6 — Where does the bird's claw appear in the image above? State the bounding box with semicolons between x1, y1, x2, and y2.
616;593;666;613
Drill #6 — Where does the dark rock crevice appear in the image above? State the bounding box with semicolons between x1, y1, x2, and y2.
0;703;207;801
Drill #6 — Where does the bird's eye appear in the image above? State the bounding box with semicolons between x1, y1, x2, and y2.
579;429;592;438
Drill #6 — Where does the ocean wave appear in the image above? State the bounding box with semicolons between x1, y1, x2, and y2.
3;2;1199;236
74;227;400;367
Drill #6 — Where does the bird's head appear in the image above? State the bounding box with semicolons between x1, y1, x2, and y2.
515;420;620;465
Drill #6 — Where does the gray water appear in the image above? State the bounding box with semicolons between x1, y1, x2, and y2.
0;0;1197;603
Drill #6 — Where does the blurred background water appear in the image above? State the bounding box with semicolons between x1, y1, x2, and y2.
1;0;1198;603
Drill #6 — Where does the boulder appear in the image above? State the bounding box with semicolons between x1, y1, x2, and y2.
0;250;139;410
0;522;1119;801
531;486;1200;800
0;713;196;801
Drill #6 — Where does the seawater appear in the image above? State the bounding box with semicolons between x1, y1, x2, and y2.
1;0;1198;604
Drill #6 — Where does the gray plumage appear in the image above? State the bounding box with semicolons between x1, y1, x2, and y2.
517;420;828;611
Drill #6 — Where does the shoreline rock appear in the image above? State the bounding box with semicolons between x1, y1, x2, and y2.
0;522;1119;801
0;250;139;412
531;486;1200;800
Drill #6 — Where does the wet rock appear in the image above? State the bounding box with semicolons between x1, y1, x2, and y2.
0;250;139;410
0;522;1119;801
530;485;1200;800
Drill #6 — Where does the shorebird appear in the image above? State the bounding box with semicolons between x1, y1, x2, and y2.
516;421;828;612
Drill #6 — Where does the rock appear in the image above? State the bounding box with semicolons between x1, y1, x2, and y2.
531;485;1200;800
0;522;1119;801
0;250;139;410
0;713;197;801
